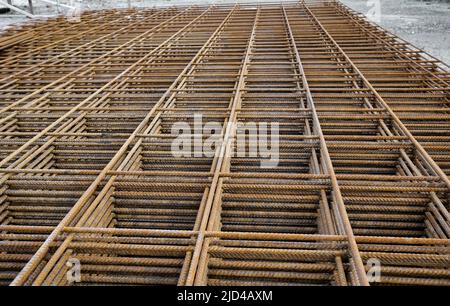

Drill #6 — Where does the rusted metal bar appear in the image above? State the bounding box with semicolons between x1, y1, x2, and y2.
0;0;448;286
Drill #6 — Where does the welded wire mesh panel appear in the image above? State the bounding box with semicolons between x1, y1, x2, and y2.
0;0;448;286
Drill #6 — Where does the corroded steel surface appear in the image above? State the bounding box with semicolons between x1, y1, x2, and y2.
0;0;448;286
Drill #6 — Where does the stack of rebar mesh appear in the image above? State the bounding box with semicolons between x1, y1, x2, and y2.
0;0;448;286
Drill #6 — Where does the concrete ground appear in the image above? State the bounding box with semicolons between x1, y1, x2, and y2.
1;0;449;64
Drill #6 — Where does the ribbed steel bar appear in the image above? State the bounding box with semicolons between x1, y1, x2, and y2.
28;5;257;286
191;3;367;286
8;3;255;286
2;5;234;285
0;0;448;286
311;1;450;176
301;1;449;185
186;6;260;286
0;9;166;82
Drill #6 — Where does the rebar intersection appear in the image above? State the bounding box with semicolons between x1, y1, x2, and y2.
0;0;449;286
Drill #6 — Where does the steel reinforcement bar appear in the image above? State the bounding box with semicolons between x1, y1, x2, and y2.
0;0;448;286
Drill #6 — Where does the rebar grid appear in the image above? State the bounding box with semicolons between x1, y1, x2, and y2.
0;0;448;286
